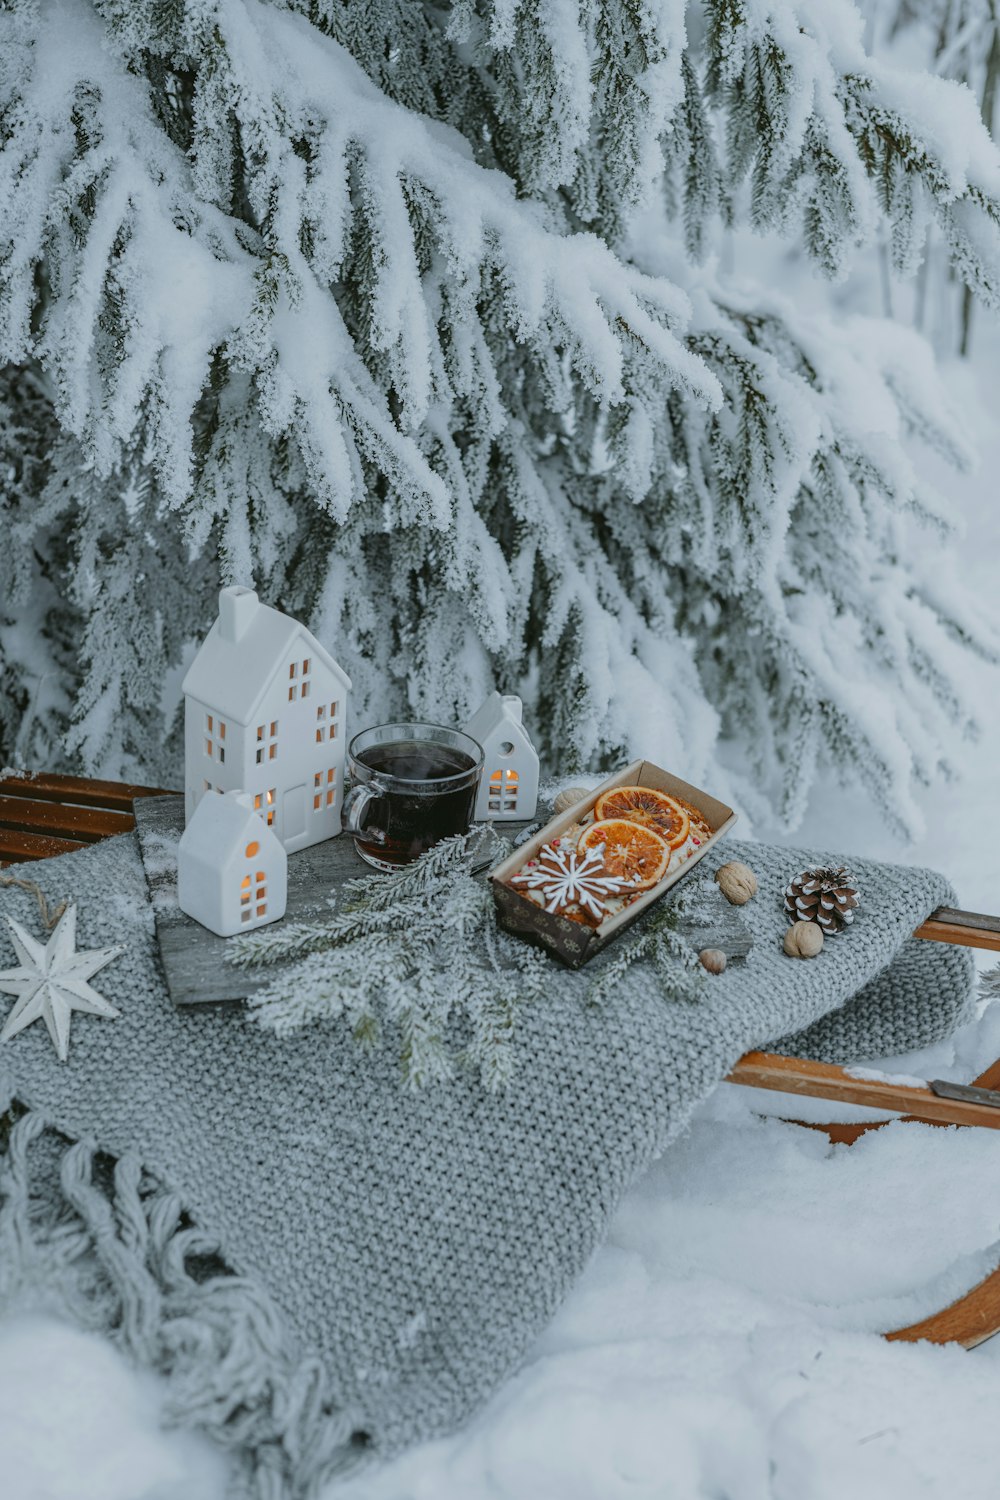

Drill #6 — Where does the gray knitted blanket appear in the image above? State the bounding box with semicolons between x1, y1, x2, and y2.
0;830;973;1497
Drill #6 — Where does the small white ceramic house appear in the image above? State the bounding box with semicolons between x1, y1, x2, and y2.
177;790;288;937
463;691;539;821
182;586;351;854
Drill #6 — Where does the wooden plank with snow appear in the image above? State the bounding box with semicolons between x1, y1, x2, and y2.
135;793;367;1007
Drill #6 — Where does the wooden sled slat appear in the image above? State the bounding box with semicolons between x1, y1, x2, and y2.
729;906;1000;1348
0;829;87;864
0;794;133;845
0;770;176;867
727;1053;1000;1131
761;906;1000;1145
915;905;1000;953
0;771;173;813
886;1263;1000;1348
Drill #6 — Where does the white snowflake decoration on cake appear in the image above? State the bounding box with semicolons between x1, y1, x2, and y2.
512;842;626;920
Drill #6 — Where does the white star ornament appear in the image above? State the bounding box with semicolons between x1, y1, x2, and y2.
0;904;124;1062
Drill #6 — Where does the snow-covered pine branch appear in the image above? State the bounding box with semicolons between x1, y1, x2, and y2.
599;252;996;831
230;825;549;1090
1;0;999;831
701;0;1000;294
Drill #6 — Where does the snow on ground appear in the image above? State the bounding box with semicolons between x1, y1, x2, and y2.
0;1316;227;1500
3;341;1000;1500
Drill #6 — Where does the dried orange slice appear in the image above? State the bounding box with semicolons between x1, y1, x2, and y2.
577;819;671;891
593;786;690;849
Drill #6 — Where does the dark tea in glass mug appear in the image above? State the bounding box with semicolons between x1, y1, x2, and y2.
342;722;484;870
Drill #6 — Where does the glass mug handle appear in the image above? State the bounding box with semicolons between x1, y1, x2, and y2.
342;777;390;844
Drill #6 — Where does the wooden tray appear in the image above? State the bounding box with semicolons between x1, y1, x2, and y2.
133;794;386;1007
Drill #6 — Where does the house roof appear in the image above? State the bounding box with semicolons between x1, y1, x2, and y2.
182;589;352;725
179;791;281;868
464;691;532;749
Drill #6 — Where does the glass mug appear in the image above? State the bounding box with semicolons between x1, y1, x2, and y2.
342;722;484;870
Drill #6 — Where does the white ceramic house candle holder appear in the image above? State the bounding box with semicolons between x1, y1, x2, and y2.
177;790;288;937
463;691;539;821
182;586;351;854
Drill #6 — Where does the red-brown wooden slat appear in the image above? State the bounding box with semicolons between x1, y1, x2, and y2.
0;772;175;813
914;916;1000;952
728;1052;1000;1131
0;829;87;865
0;795;133;843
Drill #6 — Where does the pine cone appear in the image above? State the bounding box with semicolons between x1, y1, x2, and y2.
783;865;859;935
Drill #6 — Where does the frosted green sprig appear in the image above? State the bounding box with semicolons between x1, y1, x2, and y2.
226;824;550;1091
586;884;707;1009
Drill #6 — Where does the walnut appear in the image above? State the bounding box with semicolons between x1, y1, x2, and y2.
783;920;824;959
699;947;727;974
714;860;758;905
552;786;590;815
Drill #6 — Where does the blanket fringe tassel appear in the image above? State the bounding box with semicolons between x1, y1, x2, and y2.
0;1075;369;1499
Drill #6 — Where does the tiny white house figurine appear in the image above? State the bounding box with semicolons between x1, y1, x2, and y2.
177;790;288;937
182;586;351;853
463;691;539;821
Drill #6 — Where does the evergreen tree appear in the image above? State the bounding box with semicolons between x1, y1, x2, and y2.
2;0;999;831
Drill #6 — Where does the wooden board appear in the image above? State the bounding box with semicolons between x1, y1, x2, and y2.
134;794;382;1007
